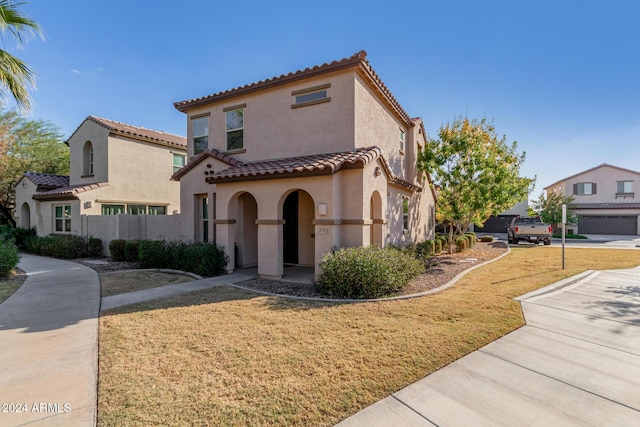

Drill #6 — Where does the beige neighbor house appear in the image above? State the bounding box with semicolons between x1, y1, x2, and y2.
172;50;437;278
14;116;187;241
543;163;640;235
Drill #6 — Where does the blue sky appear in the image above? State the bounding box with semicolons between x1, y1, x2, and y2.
11;0;640;197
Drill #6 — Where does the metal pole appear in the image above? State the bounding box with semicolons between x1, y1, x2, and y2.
562;204;566;270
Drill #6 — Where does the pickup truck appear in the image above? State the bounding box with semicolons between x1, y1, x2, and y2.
507;217;552;245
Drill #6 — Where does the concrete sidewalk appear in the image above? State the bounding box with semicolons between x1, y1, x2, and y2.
0;254;100;427
338;267;640;426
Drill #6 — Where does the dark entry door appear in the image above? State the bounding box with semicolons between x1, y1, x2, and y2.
283;191;299;264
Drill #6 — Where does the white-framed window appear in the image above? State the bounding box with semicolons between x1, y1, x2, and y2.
173;153;186;173
197;195;209;243
574;182;596;195
148;206;166;215
617;181;633;194
54;205;71;233
192;117;208;155
399;129;405;153
83;141;94;176
291;83;331;108
226;109;244;151
402;198;409;231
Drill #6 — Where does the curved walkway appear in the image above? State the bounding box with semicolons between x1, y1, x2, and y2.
0;254;100;427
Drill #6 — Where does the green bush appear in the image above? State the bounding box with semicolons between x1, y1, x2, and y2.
415;240;435;258
455;236;468;252
480;235;494;242
315;246;423;299
125;240;140;262
88;237;103;257
108;239;127;261
434;238;442;254
0;226;36;250
138;240;228;277
25;234;89;259
464;233;477;248
0;238;19;277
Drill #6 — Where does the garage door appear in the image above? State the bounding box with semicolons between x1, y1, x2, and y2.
476;215;516;233
578;215;637;235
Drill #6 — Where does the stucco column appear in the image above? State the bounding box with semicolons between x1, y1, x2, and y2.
313;219;342;277
214;219;236;273
256;219;283;279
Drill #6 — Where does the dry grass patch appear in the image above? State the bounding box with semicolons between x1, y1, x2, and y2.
100;271;195;297
98;247;640;426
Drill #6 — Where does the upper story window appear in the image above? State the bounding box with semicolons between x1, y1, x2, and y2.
574;182;596;195
616;181;634;198
399;129;405;153
83;141;94;176
291;83;331;108
192;116;209;155
226;108;244;151
173;153;186;173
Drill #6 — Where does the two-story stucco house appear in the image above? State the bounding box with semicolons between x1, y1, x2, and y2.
15;116;187;236
172;51;437;278
543;163;640;235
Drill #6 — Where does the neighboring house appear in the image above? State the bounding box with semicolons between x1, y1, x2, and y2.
14;116;187;237
475;200;529;233
172;50;437;278
543;163;640;235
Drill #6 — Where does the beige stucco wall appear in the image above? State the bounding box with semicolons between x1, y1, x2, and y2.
68;122;110;186
185;70;356;161
549;165;640;203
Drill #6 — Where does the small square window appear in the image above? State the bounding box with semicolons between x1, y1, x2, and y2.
173;154;186;173
295;90;327;104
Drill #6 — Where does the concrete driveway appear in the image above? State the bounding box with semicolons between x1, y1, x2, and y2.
338;267;640;426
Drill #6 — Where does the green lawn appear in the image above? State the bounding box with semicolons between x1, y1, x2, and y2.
98;247;640;426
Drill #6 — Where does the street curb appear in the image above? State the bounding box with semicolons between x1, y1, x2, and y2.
514;269;598;302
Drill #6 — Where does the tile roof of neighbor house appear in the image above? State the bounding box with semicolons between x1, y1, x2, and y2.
171;147;244;180
174;50;415;126
572;202;640;209
66;116;187;149
543;163;640;190
195;146;423;191
32;182;108;200
24;172;69;189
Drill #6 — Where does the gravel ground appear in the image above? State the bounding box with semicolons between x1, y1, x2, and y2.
236;241;508;299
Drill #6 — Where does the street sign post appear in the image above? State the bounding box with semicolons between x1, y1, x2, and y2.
562;204;566;270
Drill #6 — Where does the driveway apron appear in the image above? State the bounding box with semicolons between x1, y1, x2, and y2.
0;254;99;426
338;266;640;426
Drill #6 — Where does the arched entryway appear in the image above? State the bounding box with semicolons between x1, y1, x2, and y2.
229;192;258;268
20;202;31;229
282;190;314;266
370;191;383;246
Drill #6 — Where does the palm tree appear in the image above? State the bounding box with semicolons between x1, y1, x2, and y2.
0;1;42;111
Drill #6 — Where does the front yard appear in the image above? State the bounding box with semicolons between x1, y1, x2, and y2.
97;247;640;426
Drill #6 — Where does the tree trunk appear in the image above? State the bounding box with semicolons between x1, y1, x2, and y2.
0;203;16;227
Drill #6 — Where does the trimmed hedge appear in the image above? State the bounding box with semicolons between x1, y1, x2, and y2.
138;240;228;277
0;238;19;277
125;240;140;262
88;237;103;257
108;239;127;261
434;238;442;254
315;246;423;299
0;226;36;250
25;234;94;259
455;236;468;252
480;235;494;242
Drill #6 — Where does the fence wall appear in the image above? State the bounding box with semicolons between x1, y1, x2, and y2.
79;214;189;255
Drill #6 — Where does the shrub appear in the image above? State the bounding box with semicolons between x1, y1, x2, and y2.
125;240;140;262
25;234;89;259
138;240;228;277
464;233;477;248
0;226;36;250
88;237;103;257
415;240;434;258
455;236;468;252
108;239;127;261
0;238;19;277
480;235;494;242
433;238;442;254
315;246;423;299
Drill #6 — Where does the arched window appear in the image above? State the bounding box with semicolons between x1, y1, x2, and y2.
83;141;94;176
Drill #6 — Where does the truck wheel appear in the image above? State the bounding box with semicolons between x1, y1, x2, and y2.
543;239;551;246
507;235;513;244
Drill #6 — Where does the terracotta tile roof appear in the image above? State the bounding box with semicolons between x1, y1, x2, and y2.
174;50;413;125
66;116;187;149
171;148;244;180
32;182;108;200
543;163;640;190
202;146;422;192
24;172;69;189
572;202;640;210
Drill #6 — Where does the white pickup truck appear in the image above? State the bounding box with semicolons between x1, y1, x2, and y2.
507;216;552;245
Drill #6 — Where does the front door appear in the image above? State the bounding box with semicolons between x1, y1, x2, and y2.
283;191;299;264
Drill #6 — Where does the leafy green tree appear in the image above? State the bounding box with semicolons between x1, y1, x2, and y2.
0;0;43;111
0;109;68;226
531;191;577;233
418;117;534;252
